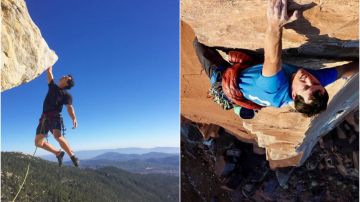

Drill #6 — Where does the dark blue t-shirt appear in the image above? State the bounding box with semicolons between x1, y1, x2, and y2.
43;80;72;113
238;64;338;108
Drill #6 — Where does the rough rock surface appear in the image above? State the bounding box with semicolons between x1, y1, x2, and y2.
1;0;58;92
181;21;359;168
181;112;359;201
181;0;359;58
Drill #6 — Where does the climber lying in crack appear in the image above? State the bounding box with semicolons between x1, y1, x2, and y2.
34;66;80;168
193;0;358;119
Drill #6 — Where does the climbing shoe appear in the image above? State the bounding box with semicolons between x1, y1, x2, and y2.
70;155;80;167
56;151;65;167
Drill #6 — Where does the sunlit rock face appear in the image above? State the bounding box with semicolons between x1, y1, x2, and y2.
1;0;58;92
181;0;358;58
181;9;358;169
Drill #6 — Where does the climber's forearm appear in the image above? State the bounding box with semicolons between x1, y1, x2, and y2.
263;26;283;77
46;66;54;83
262;0;299;77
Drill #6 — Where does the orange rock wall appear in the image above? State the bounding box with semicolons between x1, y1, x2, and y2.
181;0;358;58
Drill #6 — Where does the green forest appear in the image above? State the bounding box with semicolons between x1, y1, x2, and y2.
2;152;179;202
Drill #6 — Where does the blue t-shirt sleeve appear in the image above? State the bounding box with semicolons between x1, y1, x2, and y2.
256;70;288;93
307;68;338;87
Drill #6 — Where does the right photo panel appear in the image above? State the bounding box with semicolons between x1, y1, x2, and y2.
181;0;359;201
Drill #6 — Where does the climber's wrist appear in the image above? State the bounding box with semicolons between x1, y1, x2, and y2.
266;25;282;35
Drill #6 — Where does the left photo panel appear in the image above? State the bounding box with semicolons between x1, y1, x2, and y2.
1;0;179;201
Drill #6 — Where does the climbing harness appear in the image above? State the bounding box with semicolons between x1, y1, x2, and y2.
40;112;66;136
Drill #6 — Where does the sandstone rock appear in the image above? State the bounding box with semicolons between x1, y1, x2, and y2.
1;0;58;92
181;0;358;58
181;21;359;168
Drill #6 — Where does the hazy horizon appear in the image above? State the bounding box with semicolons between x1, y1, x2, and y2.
2;146;180;156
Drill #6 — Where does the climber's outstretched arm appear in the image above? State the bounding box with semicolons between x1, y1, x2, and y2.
46;66;54;83
263;0;298;77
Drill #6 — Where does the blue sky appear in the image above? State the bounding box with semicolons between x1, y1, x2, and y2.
1;0;179;155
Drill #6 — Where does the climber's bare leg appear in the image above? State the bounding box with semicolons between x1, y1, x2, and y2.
53;129;74;157
35;134;60;156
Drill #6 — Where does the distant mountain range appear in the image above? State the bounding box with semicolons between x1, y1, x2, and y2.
41;147;179;162
1;152;179;202
92;151;177;161
69;152;179;176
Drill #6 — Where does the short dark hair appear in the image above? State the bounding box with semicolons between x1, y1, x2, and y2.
65;74;75;90
294;90;329;117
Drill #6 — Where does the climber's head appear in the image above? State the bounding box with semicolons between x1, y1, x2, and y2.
291;68;329;117
59;74;75;90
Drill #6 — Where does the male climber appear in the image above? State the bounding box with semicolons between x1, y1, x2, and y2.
35;66;80;167
194;0;358;118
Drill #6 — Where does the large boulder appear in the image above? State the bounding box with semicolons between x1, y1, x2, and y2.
181;0;358;58
1;0;58;92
